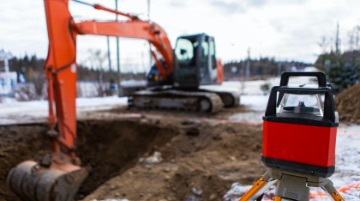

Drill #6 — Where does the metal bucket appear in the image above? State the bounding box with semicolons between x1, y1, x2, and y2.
7;160;88;201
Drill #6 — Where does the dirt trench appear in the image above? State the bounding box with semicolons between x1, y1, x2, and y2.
0;112;265;201
76;119;180;198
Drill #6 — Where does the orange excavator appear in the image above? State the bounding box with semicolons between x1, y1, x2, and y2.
7;0;239;200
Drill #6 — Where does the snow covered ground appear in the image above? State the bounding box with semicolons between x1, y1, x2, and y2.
0;96;127;125
329;125;360;200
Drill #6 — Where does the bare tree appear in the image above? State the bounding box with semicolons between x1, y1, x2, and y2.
318;36;329;53
348;25;360;51
86;49;108;97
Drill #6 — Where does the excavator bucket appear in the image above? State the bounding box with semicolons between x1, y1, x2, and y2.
7;160;88;201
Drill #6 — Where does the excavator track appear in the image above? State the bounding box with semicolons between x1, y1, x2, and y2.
128;90;223;113
205;90;240;108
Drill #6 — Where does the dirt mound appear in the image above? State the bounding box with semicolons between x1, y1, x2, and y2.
335;83;360;123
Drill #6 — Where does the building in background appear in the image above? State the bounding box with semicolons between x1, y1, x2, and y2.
0;50;17;96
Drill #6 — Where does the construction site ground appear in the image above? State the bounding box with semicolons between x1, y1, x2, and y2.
1;82;360;201
0;102;268;201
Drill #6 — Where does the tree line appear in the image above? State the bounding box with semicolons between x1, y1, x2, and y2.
223;57;311;80
6;53;146;100
315;24;360;93
223;24;360;94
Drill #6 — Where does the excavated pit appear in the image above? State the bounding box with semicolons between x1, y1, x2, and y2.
76;119;180;198
0;115;265;201
0;119;178;200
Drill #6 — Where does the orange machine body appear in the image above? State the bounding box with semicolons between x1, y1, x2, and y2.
216;59;224;84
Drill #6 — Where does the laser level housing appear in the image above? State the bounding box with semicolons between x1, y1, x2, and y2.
262;72;338;178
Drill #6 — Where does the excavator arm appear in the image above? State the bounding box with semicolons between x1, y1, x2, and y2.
7;0;174;201
44;0;78;153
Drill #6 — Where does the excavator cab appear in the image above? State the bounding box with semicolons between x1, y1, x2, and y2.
147;33;218;89
173;33;218;89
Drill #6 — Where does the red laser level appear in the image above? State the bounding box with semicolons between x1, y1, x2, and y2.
262;71;338;178
238;72;344;201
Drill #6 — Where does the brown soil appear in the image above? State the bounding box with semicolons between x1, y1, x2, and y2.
0;123;49;201
76;119;181;198
83;119;263;201
335;83;360;124
0;107;265;201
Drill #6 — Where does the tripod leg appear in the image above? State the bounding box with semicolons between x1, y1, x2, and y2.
322;179;345;201
238;172;276;201
274;196;282;201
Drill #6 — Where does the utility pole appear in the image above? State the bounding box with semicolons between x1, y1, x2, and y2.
241;47;251;95
107;37;112;72
335;22;340;56
107;36;116;95
245;47;251;80
147;0;150;20
115;0;121;96
148;0;152;68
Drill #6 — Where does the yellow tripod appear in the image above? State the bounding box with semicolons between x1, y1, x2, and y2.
238;168;345;201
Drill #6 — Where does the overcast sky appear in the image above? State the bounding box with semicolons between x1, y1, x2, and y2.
1;0;359;72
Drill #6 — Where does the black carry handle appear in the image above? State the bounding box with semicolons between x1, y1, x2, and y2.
265;86;336;123
280;72;327;87
277;72;327;107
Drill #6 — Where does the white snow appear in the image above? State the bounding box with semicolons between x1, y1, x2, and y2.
0;96;127;124
240;95;269;112
327;125;360;200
